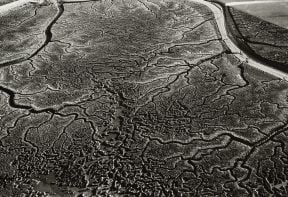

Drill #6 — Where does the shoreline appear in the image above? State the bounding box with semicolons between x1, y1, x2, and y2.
1;0;288;80
189;0;288;80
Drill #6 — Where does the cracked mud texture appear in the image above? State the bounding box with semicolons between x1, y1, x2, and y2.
1;0;288;196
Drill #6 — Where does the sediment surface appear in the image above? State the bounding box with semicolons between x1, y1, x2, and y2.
1;0;288;196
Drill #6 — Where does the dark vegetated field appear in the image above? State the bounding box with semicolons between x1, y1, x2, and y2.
231;2;288;29
226;7;288;70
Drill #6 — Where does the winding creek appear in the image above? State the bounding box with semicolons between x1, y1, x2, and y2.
0;0;287;80
0;0;288;194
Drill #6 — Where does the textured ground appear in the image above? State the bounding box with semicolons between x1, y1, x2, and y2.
1;0;288;196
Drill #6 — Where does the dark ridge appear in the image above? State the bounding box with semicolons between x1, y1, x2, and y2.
225;7;288;72
211;1;288;73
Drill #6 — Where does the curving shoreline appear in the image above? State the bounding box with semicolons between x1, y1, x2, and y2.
1;0;287;80
189;0;288;80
